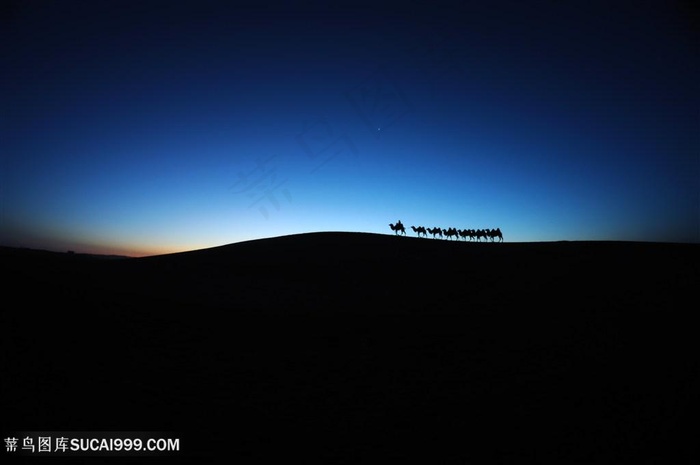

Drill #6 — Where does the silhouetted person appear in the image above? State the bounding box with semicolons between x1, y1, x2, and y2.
389;220;406;235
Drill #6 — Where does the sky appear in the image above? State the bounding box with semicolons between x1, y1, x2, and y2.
2;0;698;256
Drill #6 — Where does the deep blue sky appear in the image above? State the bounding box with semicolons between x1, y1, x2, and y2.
2;0;698;256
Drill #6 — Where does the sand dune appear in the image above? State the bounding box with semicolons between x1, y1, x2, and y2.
2;233;698;462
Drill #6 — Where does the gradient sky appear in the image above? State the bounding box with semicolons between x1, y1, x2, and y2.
2;0;698;256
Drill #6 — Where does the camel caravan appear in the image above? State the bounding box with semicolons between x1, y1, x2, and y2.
389;220;503;242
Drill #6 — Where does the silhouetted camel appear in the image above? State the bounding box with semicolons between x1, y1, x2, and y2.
389;221;406;235
415;225;505;241
443;227;458;240
427;227;442;239
411;226;427;237
488;227;503;242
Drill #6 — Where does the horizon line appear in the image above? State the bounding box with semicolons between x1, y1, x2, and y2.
3;231;698;259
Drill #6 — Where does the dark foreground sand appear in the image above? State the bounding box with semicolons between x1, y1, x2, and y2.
2;232;698;463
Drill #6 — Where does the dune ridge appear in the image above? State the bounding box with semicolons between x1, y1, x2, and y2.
2;232;698;462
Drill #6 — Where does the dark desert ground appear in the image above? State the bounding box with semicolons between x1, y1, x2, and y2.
2;232;698;463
